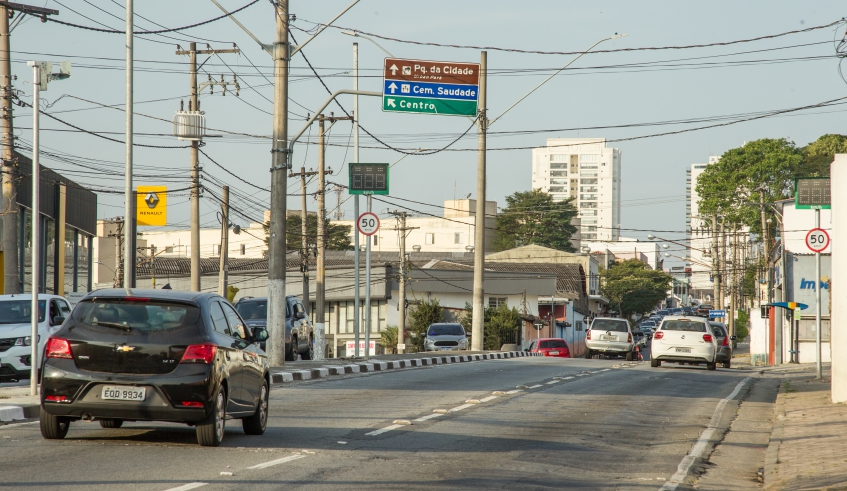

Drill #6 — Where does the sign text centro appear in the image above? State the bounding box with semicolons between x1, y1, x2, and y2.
383;57;480;117
136;185;167;226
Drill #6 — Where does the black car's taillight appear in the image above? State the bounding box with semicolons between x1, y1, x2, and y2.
180;343;217;364
45;337;73;359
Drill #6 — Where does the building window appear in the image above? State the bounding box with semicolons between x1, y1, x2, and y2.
373;235;378;246
579;154;598;162
240;244;246;255
212;244;220;255
580;178;598;184
454;232;462;244
582;202;598;208
550;170;568;177
580;209;598;216
425;233;435;245
165;246;174;254
581;171;598;177
550;179;568;185
488;297;507;308
550;154;568;162
549;186;566;192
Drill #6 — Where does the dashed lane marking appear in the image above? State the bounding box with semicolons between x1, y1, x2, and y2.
600;368;611;372
247;454;308;469
479;396;498;402
413;413;443;422
546;380;561;384
365;424;404;436
562;376;575;380
450;404;474;412
162;484;208;491
505;389;522;394
527;384;543;389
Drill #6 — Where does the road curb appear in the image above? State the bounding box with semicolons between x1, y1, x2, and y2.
270;351;539;385
0;403;39;424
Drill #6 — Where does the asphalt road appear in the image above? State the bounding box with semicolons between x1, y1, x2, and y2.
0;353;758;491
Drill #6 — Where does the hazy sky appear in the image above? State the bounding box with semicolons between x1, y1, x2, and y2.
12;1;847;264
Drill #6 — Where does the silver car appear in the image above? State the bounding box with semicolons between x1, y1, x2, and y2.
423;323;469;351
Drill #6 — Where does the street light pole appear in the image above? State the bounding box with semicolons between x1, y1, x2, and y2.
470;51;487;352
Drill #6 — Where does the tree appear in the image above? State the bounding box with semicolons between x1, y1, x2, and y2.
600;259;673;319
735;309;749;341
484;305;521;350
695;138;802;234
494;189;578;252
262;214;352;254
798;134;847;177
408;298;443;351
380;326;398;354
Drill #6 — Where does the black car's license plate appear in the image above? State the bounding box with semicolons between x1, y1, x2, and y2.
101;385;146;401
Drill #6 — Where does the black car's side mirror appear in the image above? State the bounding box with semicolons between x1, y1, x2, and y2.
52;316;65;326
253;327;269;343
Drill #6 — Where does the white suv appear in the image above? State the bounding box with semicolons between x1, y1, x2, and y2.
585;317;636;360
650;316;718;370
0;294;71;382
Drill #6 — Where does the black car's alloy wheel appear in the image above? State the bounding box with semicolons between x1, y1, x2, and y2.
40;407;70;439
197;386;226;447
242;381;269;435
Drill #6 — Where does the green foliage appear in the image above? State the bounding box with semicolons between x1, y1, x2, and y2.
742;260;760;299
263;215;352;253
494;189;579;252
695;138;802;234
484;305;521;350
380;326;398;354
408;298;444;351
599;259;674;319
798;134;847;177
735;310;749;340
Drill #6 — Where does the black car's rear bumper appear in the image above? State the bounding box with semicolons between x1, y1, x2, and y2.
40;359;215;423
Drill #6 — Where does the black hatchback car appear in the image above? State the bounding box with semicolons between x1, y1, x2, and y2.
39;289;270;447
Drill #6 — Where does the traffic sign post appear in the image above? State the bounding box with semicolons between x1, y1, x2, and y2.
708;310;726;319
382;58;480;116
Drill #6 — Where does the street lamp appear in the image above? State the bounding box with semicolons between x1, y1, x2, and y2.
340;30;395;57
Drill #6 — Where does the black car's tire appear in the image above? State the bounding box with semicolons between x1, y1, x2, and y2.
40;407;70;440
302;335;314;361
285;336;297;362
625;351;634;361
723;361;731;369
706;362;717;371
99;419;123;429
242;381;269;435
196;386;226;447
584;349;592;359
650;358;660;368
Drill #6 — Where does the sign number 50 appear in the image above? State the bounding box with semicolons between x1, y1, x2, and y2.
805;227;830;253
357;212;380;236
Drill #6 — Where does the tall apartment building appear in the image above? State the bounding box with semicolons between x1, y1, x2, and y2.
686;156;719;297
531;138;621;241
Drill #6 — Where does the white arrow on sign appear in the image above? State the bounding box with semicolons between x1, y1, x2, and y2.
389;64;398;75
387;98;396;107
388;82;398;94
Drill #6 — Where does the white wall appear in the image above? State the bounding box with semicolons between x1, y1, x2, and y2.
831;154;847;402
749;311;768;366
783;203;832;254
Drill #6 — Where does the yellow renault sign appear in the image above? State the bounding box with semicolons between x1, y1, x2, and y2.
137;186;167;226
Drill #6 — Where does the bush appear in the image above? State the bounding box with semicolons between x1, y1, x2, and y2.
381;326;398;354
484;305;521;350
735;310;749;340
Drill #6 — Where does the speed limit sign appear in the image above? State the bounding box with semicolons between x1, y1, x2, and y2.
805;227;830;253
357;212;380;236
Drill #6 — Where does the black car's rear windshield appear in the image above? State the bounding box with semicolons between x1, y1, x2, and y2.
236;300;267;321
591;319;629;332
662;320;707;332
428;324;465;336
539;340;566;348
73;298;200;332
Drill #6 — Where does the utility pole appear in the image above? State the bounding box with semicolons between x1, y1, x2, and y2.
759;189;771;305
124;0;133;289
470;51;487;352
175;42;239;292
712;214;721;308
217;186;229;296
289;166;317;316
266;0;289;367
352;41;361;358
728;225;736;339
390;211;418;353
28;60;40;397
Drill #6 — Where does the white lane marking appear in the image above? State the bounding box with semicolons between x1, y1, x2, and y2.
479;396;498;402
450;404;474;412
414;413;443;422
505;389;522;394
527;384;543;389
365;424;404;436
562;376;575;380
659;377;751;491
546;380;561;384
162;484;208;491
247;454;307;470
600;368;611;372
589;370;603;373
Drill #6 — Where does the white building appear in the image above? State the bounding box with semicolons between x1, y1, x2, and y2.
531;138;622;241
686;157;719;297
581;239;661;270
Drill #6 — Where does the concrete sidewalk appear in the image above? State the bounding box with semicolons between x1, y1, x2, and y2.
0;385;40;423
763;365;847;491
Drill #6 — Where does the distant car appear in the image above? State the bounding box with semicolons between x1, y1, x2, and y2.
650;316;718;370
656;309;671;317
39;289;270;447
423;323;469;351
585;317;635;360
669;308;683;315
640;320;656;329
696;304;714;318
682;307;695;316
527;338;570;358
709;321;735;368
235;296;314;361
649;315;663;325
0;294;71;382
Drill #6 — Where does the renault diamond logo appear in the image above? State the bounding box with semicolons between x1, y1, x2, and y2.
145;192;160;209
116;345;136;352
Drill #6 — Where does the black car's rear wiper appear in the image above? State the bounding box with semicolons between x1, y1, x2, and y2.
93;321;131;331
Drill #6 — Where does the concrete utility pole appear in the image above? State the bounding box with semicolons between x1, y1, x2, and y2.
266;0;289;367
815;208;822;379
390;211;417;354
728;225;736;338
124;0;133;289
28;61;40;397
289;166;317;316
352;41;361;358
471;51;487;352
217;185;229;296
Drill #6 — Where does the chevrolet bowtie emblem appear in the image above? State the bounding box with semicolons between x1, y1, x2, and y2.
116;345;136;352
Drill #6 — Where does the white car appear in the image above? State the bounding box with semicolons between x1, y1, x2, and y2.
650;316;718;370
585;317;636;360
0;294;71;382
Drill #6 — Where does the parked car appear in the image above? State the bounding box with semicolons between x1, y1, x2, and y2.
656;309;671;317
682;307;695;316
649;315;663;325
585;317;636;360
0;294;71;382
709;321;736;368
650;316;718;370
423;323;469;351
235;296;314;361
696;304;714;318
527;338;570;358
39;289;270;447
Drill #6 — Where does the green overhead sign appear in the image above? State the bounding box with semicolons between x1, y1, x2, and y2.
795;177;831;210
